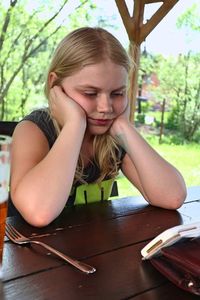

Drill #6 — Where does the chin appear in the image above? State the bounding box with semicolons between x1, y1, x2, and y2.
88;125;110;136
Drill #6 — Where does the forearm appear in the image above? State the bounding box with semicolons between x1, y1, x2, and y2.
112;120;186;208
11;120;86;226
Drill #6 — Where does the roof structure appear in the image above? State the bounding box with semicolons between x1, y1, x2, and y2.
115;0;179;120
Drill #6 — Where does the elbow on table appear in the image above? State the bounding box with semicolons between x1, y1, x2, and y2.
25;214;55;228
168;195;186;210
12;193;60;228
24;200;63;227
147;186;187;210
163;187;187;210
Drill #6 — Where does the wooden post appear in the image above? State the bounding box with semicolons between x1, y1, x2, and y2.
159;98;166;144
128;42;141;122
115;0;179;123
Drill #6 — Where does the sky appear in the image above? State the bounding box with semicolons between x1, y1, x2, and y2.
24;0;199;56
93;0;200;56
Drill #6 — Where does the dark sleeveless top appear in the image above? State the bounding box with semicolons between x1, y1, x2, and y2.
9;109;126;216
23;109;57;148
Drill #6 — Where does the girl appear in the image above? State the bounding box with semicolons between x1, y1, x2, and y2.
10;27;186;227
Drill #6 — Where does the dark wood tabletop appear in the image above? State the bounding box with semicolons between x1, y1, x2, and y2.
2;186;200;300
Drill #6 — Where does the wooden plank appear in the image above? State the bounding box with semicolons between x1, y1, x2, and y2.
6;186;199;234
3;242;167;300
6;204;181;239
2;193;200;298
3;188;199;282
3;207;184;281
6;196;149;234
5;186;200;238
2;242;62;281
5;236;198;300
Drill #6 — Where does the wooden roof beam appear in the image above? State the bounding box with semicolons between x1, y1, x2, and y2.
132;0;145;44
140;0;179;43
142;0;164;4
115;0;134;40
114;0;179;121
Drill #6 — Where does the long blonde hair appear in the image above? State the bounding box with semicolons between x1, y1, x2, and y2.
44;27;131;183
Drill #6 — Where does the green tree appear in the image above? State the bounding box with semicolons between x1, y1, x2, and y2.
160;53;200;141
0;0;96;120
169;2;200;140
176;2;200;32
139;3;200;141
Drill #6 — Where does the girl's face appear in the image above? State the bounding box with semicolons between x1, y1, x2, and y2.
61;60;128;136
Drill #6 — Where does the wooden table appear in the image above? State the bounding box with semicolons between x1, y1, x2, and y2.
2;186;200;299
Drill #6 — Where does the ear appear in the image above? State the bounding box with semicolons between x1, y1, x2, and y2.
48;72;58;88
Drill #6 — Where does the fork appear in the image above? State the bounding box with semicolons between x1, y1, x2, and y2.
6;223;96;274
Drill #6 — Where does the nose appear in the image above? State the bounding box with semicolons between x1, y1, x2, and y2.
97;95;113;114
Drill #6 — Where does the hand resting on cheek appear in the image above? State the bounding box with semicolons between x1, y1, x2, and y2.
49;85;86;128
109;99;130;138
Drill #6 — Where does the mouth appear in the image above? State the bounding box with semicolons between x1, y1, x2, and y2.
88;118;113;126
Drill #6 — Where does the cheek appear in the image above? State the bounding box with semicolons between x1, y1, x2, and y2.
67;92;92;113
75;99;92;113
114;98;128;114
73;97;95;117
61;85;90;112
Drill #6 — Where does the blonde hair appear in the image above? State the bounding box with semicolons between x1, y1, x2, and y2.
44;27;131;183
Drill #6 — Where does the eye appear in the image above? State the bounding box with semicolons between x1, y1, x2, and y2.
84;91;97;97
111;91;125;97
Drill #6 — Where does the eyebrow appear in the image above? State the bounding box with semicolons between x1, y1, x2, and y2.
76;85;127;91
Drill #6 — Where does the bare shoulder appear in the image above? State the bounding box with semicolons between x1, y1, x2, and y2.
13;120;49;151
12;120;50;167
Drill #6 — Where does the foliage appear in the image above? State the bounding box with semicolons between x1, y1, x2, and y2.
136;113;145;124
0;0;96;121
139;3;200;142
161;53;199;140
176;2;200;32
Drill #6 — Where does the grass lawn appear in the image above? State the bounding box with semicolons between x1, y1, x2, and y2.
115;138;200;198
